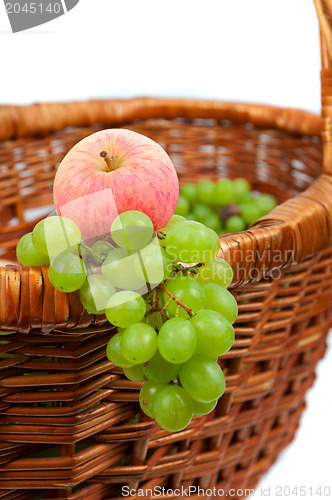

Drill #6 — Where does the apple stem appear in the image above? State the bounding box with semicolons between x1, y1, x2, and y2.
100;151;114;171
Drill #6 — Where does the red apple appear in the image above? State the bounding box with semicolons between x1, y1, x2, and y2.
53;129;179;240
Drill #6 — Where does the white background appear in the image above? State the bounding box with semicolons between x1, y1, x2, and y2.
1;1;332;498
0;0;322;113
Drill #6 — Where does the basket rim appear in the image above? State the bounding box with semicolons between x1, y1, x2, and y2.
0;97;321;143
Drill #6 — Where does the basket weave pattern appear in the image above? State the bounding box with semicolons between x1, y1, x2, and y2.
0;104;331;499
1;3;332;496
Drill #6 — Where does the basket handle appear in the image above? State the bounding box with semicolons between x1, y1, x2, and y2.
314;0;332;174
219;1;332;284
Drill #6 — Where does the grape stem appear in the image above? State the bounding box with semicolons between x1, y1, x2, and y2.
172;262;204;275
158;283;195;318
85;261;94;277
106;235;115;244
144;290;154;303
79;242;104;265
152;289;157;310
159;296;173;316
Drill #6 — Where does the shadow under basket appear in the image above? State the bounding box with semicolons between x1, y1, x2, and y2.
1;94;332;500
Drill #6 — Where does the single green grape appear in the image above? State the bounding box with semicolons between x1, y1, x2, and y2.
139;380;165;418
111;211;154;251
91;240;113;255
146;311;163;331
209;228;221;258
79;275;116;314
240;202;262;226
162;274;206;319
175;195;190;217
179;354;226;402
16;232;50;266
105;291;146;328
123;364;146;382
121;323;158;364
232;178;250;202
165;221;219;264
165;214;186;228
196;180;215;204
106;332;135;368
32;216;81;257
143;349;179;383
153;385;193;432
195;257;233;287
192;399;218;415
203;213;222;233
180;184;197;203
203;283;238;323
225;215;246;233
159;215;186;235
256;194;277;214
190;309;235;358
137;239;173;285
166;214;186;227
158;317;197;364
48;252;86;293
240;191;255;203
102;248;145;290
192;203;214;223
213;179;234;206
166;309;175;319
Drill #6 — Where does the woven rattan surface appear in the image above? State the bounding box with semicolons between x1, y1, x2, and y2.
1;1;332;497
0;101;331;499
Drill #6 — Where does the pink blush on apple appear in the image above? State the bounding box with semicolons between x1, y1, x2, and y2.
56;188;119;241
53;129;179;240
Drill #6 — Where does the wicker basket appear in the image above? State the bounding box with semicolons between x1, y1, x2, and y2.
1;4;332;499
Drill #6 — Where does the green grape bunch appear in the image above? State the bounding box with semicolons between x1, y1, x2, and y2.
15;192;249;433
175;178;277;234
102;212;238;433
